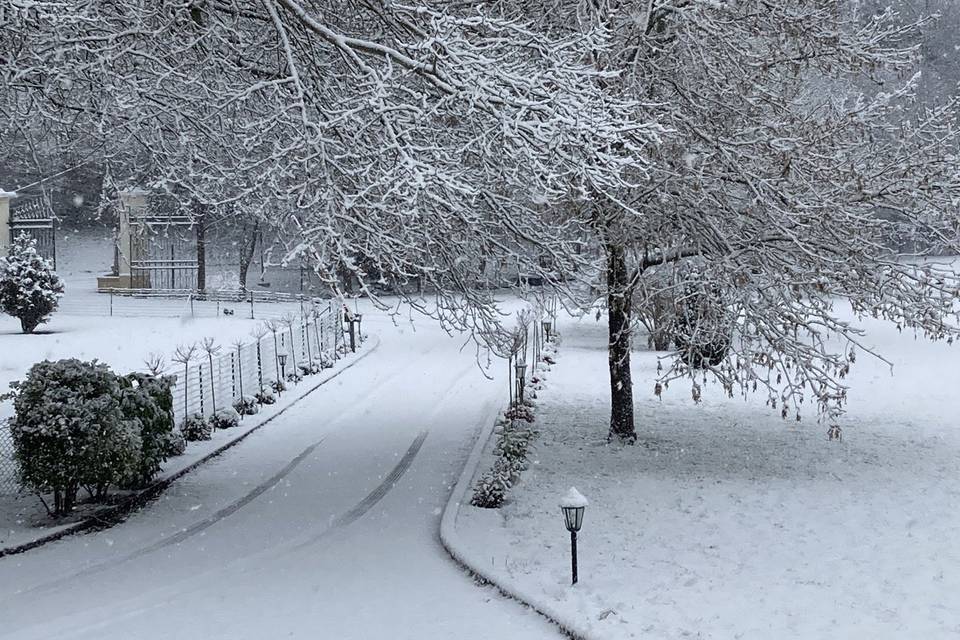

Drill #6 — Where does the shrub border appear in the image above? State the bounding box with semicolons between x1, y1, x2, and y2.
439;340;594;640
0;335;380;558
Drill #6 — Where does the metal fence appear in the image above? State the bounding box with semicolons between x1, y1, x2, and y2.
169;303;344;425
0;420;15;494
0;295;356;495
60;288;328;320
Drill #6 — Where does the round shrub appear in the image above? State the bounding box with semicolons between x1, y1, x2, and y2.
211;407;241;430
233;395;259;416
181;413;212;442
255;390;276;405
164;430;187;457
9;359;139;515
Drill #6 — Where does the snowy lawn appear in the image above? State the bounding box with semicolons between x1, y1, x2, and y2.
0;312;266;420
455;313;960;639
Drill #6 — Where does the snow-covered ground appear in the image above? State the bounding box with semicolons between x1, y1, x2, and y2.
0;311;561;640
455;311;960;639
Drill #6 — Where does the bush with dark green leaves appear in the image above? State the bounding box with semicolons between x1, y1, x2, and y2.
119;372;177;487
8;359;140;515
181;413;212;442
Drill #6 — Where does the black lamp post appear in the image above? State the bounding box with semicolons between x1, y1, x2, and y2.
541;319;552;343
514;360;527;404
355;313;363;344
278;351;288;382
560;487;587;585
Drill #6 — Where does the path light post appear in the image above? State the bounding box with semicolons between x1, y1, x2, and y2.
514;360;527;405
560;487;588;585
541;319;552;343
354;313;363;345
278;350;288;383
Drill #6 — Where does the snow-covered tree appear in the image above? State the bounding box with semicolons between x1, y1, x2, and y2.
0;232;65;333
5;0;960;445
555;1;960;441
1;1;657;306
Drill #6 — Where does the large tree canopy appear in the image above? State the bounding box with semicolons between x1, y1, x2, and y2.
3;1;960;442
1;1;656;311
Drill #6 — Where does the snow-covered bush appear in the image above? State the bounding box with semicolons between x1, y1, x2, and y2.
470;468;511;509
0;232;65;333
503;404;535;423
181;413;212;441
270;379;287;394
165;430;187;457
8;359;139;515
211;406;241;430
495;425;535;468
299;361;321;376
255;390;276;405
319;351;335;369
119;372;177;487
233;395;259;416
286;371;303;384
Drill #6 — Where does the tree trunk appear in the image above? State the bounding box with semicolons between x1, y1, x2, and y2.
194;200;207;291
238;219;259;290
606;242;636;443
20;316;38;334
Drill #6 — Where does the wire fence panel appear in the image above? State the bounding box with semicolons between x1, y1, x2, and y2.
0;421;18;494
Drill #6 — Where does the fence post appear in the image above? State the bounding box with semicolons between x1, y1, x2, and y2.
236;345;244;405
249;291;255;319
182;363;189;424
288;324;298;375
189;292;195;318
256;340;264;392
304;319;313;366
110;289;114;317
208;355;217;415
198;364;205;418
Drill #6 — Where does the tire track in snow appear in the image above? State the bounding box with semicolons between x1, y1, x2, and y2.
3;351;494;640
277;356;480;553
288;429;429;551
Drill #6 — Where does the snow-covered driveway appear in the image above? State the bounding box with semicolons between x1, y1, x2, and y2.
0;313;559;640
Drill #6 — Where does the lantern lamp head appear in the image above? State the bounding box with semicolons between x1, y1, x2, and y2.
559;486;588;533
278;352;288;367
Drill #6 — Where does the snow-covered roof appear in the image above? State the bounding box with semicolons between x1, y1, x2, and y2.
559;486;588;509
0;190;18;199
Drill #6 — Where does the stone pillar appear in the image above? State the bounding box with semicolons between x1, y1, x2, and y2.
117;188;148;284
0;190;16;257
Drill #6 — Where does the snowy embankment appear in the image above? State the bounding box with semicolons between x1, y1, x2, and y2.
451;313;960;639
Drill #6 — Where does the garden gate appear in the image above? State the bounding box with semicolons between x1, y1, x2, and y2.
128;195;198;290
9;197;56;268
